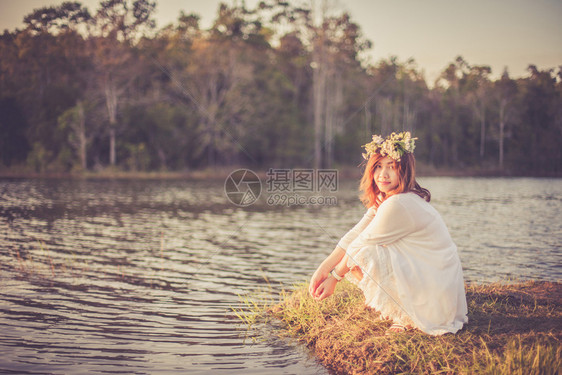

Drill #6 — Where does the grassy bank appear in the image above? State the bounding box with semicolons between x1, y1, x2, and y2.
0;166;235;180
2;163;560;180
238;280;561;374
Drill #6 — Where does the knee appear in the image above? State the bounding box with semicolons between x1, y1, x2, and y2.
351;266;363;281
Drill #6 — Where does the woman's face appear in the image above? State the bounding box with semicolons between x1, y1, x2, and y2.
374;156;399;193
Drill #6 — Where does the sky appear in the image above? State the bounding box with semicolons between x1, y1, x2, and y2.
1;0;561;83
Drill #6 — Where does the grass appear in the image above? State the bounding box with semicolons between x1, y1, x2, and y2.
236;280;561;374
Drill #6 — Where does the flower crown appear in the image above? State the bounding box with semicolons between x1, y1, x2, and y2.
362;131;417;161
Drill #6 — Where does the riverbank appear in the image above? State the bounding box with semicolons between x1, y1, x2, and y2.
0;167;231;181
1;163;560;180
241;280;561;374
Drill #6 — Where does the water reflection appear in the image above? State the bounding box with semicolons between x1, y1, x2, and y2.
0;177;560;373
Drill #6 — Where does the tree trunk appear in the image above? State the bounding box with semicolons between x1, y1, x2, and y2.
77;101;87;170
207;85;218;167
208;122;215;167
311;0;328;170
312;51;326;169
105;77;118;166
109;128;116;166
324;69;341;169
499;98;506;169
324;77;333;169
378;97;392;136
479;101;486;158
364;104;372;138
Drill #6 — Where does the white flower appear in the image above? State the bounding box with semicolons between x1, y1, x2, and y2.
372;135;384;144
362;132;417;161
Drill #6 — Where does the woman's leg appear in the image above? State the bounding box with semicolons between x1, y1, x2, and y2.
350;265;363;281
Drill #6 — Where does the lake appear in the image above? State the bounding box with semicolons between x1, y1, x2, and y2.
1;176;560;374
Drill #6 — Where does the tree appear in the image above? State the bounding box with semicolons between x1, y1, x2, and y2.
308;1;370;168
514;66;561;173
493;69;517;169
2;0;561;175
0;98;30;166
23;2;91;34
464;65;492;159
435;56;473;166
91;0;156;166
58;100;96;170
3;3;93;171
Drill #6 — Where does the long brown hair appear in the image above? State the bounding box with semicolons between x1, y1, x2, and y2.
359;152;430;209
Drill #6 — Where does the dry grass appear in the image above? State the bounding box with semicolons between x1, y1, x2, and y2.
237;280;561;374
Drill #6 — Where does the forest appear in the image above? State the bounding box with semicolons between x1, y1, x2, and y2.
0;0;560;176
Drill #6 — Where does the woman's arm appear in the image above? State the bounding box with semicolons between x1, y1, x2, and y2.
311;252;351;300
337;207;376;249
309;245;346;297
309;207;376;298
348;196;417;249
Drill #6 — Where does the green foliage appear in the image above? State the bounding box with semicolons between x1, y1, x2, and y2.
0;1;560;175
26;142;54;173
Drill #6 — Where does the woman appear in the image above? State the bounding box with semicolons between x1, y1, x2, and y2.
309;132;468;335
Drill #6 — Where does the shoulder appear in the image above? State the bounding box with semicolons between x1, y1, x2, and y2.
382;192;424;206
379;193;427;214
379;193;439;230
373;193;421;228
378;193;409;212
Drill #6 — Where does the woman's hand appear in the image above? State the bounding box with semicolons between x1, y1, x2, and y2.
308;246;346;298
309;265;330;297
312;276;338;301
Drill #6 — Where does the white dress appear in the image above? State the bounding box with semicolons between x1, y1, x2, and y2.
338;192;468;335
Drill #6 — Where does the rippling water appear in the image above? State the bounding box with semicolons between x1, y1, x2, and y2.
1;177;560;373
